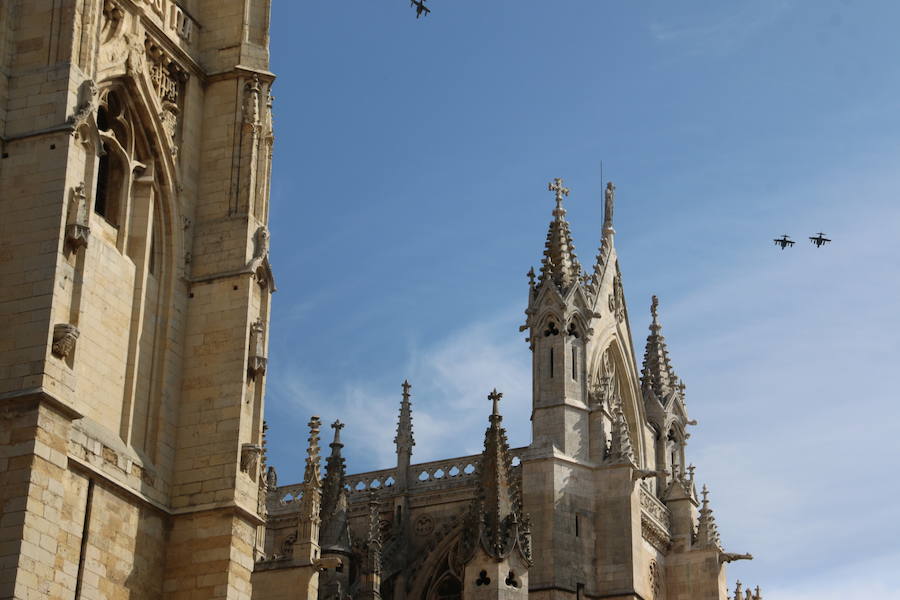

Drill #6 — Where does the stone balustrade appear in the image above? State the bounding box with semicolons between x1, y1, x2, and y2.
268;447;527;514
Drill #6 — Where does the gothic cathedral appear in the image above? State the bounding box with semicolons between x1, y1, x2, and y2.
0;2;760;599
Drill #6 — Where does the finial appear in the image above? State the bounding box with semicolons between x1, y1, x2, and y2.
402;379;411;400
331;419;344;445
701;484;709;506
548;178;569;217
650;295;660;330
527;267;536;287
687;464;696;481
488;388;503;418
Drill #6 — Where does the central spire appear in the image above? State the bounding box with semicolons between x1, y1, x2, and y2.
539;178;583;291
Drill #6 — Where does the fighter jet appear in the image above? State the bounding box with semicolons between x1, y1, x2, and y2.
411;0;430;18
773;235;795;250
809;233;831;248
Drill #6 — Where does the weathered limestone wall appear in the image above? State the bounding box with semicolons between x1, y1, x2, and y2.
0;0;275;598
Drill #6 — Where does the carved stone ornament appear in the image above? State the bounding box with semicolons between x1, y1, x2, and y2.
414;514;435;537
241;443;263;476
247;320;267;380
608;272;625;322
244;75;262;126
648;559;662;599
68;79;99;131
65;183;91;251
641;513;671;553
52;323;80;359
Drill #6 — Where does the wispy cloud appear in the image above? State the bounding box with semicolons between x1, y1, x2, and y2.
657;168;900;591
649;2;794;57
267;306;531;479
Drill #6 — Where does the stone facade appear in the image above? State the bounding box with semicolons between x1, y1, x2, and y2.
261;181;764;600
0;0;274;598
0;2;762;599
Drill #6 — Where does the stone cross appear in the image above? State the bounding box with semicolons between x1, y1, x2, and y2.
548;178;569;210
488;388;503;416
331;419;344;445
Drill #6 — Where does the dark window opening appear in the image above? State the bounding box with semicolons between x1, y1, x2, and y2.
97;105;109;131
93;143;121;226
572;347;577;380
575;514;580;537
549;347;554;378
435;575;462;600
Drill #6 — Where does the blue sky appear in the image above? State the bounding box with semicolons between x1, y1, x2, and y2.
264;2;900;597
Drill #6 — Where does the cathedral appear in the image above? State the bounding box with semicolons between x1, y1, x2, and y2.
0;1;760;599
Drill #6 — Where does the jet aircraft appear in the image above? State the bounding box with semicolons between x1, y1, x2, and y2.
809;232;831;248
773;235;795;250
411;0;430;18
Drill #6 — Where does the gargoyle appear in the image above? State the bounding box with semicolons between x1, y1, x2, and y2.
633;468;669;482
720;552;753;564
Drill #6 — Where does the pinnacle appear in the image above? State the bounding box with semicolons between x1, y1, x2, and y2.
395;379;415;454
641;295;681;402
538;178;584;292
606;405;636;465
463;388;530;562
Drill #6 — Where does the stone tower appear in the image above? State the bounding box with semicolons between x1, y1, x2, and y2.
0;1;275;598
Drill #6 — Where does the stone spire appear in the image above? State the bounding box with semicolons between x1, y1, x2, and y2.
539;178;583;292
295;417;323;564
395;380;414;457
320;420;351;555
641;295;681;402
460;389;532;564
358;494;382;600
695;485;722;550
605;405;636;465
394;380;414;489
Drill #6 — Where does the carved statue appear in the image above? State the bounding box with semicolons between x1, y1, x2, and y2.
253;226;270;260
240;443;263;476
604;181;616;230
65;183;91;251
247;319;267;380
68;80;98;129
51;323;80;359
